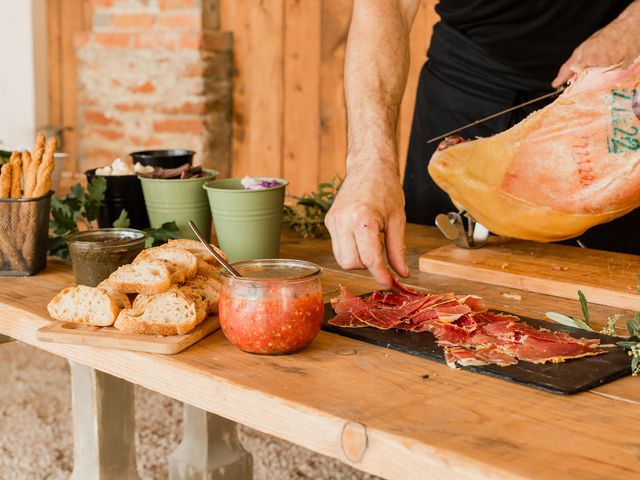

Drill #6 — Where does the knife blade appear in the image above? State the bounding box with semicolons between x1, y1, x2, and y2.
426;86;566;144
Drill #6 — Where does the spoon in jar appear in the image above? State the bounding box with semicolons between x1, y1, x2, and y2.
188;220;241;277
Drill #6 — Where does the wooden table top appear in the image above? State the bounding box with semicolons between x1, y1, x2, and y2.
1;225;639;480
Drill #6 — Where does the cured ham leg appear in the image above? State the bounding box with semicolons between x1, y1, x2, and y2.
428;58;640;242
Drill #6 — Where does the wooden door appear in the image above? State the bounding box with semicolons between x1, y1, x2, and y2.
46;0;93;174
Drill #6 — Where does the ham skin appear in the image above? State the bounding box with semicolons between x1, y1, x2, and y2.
428;58;640;242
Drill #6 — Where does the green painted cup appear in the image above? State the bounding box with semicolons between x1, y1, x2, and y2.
139;169;219;240
203;178;288;262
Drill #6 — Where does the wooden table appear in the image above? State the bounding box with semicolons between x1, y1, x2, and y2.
1;225;639;480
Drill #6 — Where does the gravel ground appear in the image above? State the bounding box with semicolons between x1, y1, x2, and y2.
0;341;379;480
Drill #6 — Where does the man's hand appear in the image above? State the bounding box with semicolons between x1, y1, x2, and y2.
326;161;408;288
552;2;640;88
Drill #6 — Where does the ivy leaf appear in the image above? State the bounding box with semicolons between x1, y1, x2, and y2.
83;177;107;222
578;290;590;325
144;221;180;248
617;341;639;348
47;235;70;260
545;311;593;332
112;209;130;228
68;183;86;202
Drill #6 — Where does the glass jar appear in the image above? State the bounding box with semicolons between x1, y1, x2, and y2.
219;259;324;354
68;228;146;286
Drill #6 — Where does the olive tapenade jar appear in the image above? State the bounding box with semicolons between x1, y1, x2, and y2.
68;228;146;286
218;259;324;354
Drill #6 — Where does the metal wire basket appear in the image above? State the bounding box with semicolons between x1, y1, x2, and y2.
0;191;53;276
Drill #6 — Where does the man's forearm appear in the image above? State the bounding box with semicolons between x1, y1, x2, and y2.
344;0;420;173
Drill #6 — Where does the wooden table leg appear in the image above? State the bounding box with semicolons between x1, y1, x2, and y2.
68;361;139;480
169;404;253;480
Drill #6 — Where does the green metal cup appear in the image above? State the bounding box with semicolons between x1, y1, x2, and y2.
203;178;288;262
140;169;219;240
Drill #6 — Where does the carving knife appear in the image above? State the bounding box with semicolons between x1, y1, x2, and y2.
426;86;566;144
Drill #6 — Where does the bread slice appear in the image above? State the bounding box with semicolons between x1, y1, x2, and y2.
47;286;118;326
182;275;220;314
179;285;208;324
114;290;197;336
134;246;197;283
167;239;227;265
195;259;222;279
97;279;132;310
108;261;171;294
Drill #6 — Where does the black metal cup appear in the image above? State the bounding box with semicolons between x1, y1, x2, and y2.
130;149;195;169
85;169;150;230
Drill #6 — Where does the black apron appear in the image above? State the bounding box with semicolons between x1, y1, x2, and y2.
403;21;640;254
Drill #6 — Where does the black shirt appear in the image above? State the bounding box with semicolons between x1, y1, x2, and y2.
436;1;632;81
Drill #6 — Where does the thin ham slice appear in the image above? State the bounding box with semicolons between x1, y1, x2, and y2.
445;346;519;368
328;312;368;328
329;284;606;368
515;337;605;364
331;286;368;315
429;58;640;242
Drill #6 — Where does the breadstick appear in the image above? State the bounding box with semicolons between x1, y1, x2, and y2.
22;150;33;198
32;132;45;166
27;133;45;196
10;152;21;199
0;163;12;198
34;137;57;197
23;152;38;198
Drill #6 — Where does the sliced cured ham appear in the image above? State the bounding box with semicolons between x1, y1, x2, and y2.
514;337;604;364
445;346;518;368
428;58;640;242
330;283;606;368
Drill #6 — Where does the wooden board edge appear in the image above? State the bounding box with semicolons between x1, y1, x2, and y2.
419;255;640;312
36;317;221;354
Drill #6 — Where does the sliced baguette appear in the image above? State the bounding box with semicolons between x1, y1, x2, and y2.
195;259;222;280
179;285;208;324
97;279;132;309
134;286;206;324
134;246;197;283
47;286;118;326
114;290;197;336
182;275;220;314
166;239;227;264
108;261;171;294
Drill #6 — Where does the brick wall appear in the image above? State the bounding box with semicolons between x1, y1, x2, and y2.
75;0;231;175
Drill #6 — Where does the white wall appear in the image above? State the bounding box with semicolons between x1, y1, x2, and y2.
0;0;48;147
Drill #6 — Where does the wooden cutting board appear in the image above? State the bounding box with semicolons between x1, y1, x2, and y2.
37;316;220;354
419;237;640;311
322;306;630;395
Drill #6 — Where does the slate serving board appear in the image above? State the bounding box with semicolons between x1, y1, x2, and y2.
322;305;631;395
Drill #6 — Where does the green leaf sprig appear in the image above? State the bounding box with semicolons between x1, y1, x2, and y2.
108;209;180;248
283;177;342;239
617;314;640;376
547;289;640;375
47;177;107;259
144;221;180;248
112;209;130;228
545;289;593;331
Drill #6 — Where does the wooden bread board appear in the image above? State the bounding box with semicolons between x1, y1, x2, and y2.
37;316;220;354
419;237;640;311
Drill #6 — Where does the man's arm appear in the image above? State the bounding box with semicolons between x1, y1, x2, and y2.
552;1;640;87
325;0;420;287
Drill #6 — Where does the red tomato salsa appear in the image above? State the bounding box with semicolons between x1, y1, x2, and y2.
219;289;324;354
